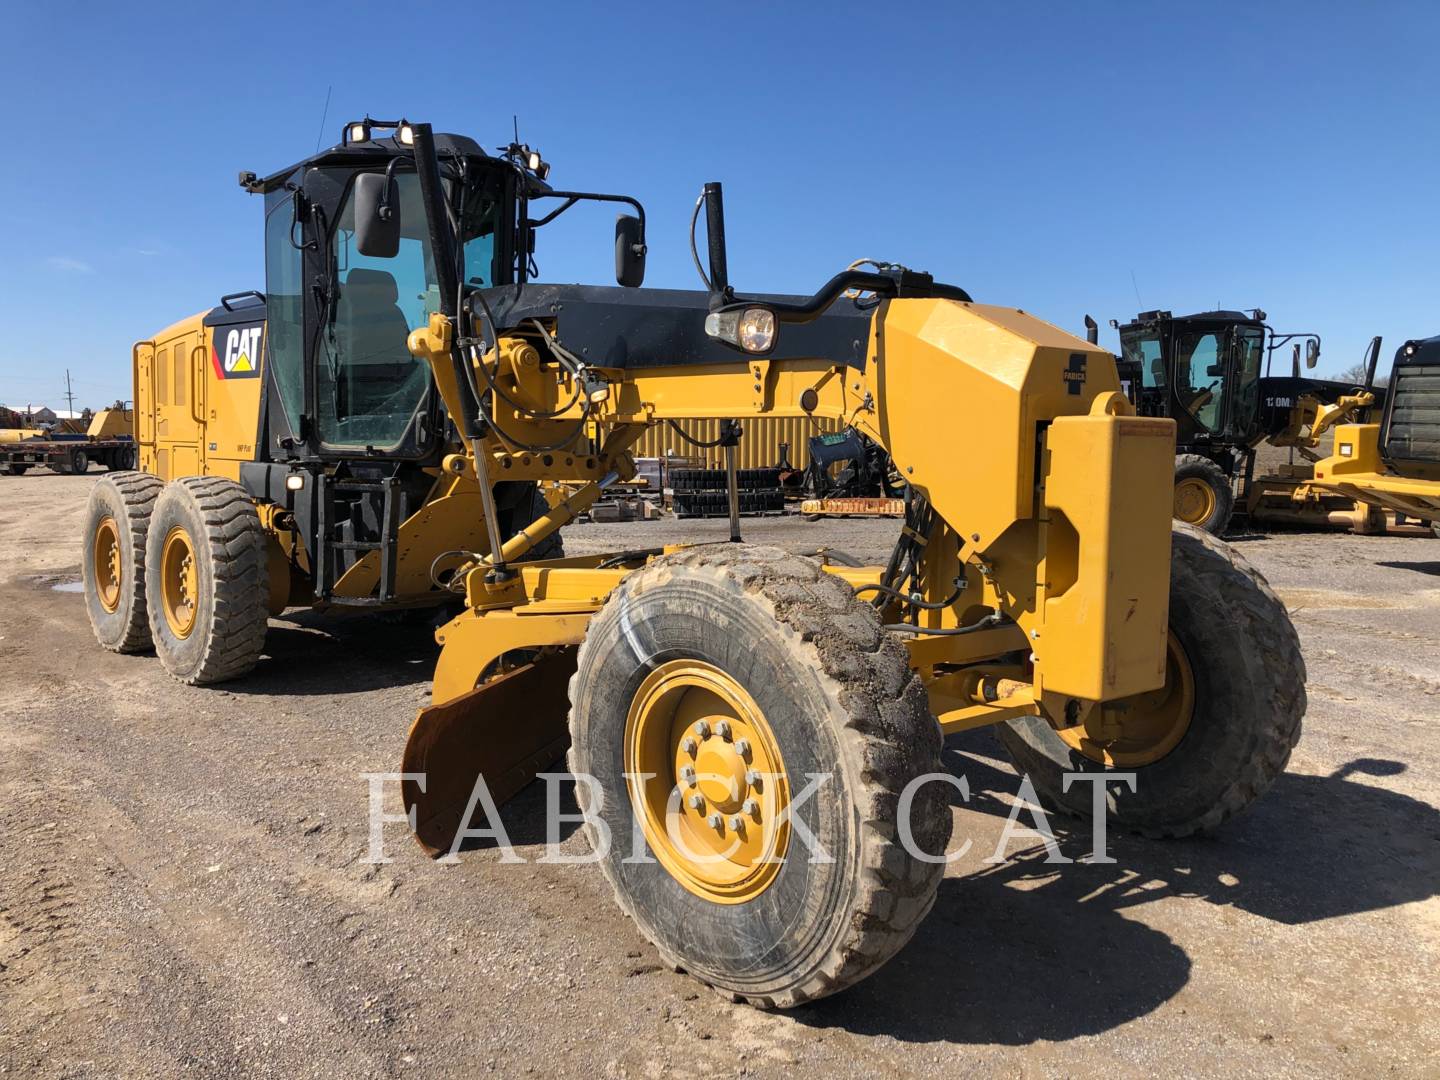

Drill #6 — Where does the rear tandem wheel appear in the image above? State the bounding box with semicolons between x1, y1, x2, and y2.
144;476;270;685
83;471;165;653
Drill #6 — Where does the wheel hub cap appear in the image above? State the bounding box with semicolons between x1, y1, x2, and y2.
624;660;790;904
1174;477;1216;525
160;526;199;638
93;516;122;613
1058;631;1196;767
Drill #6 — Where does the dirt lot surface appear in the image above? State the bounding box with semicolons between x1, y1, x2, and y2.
2;473;1438;1078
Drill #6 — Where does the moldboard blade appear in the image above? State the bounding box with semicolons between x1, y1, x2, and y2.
401;651;577;857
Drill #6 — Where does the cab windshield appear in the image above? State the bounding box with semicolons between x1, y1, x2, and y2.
317;170;503;449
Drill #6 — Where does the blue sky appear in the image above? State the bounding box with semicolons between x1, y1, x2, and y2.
1;1;1436;408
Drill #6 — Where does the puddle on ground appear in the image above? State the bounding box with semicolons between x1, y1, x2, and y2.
51;581;84;593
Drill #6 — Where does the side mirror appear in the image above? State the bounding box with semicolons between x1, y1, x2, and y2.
615;214;646;288
354;172;400;259
1305;340;1320;369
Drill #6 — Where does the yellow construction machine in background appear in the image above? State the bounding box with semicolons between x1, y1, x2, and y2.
81;119;1306;1008
1310;334;1440;534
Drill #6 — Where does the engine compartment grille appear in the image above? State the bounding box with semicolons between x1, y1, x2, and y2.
1385;362;1440;465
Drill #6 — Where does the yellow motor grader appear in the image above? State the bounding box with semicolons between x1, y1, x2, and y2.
82;118;1305;1008
1310;334;1440;533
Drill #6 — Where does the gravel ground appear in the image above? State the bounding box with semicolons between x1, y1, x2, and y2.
1;473;1437;1078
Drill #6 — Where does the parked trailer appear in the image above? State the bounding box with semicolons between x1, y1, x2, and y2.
0;407;136;475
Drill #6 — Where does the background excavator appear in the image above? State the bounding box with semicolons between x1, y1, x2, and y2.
82;117;1306;1008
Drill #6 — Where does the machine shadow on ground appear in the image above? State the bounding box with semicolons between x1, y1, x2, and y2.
789;730;1440;1045
224;608;445;697
1376;560;1440;576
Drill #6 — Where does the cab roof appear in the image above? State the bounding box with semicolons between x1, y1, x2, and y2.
242;132;490;195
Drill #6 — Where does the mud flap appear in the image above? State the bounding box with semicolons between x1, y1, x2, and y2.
401;650;578;858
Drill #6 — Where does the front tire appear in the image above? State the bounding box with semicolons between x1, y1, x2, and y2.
1173;454;1234;534
996;524;1305;837
83;472;164;653
144;477;269;685
569;545;950;1008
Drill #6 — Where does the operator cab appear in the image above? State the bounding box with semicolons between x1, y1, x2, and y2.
1117;311;1319;455
242;121;515;464
1116;310;1285;449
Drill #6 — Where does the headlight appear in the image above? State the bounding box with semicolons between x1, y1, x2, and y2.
704;306;777;354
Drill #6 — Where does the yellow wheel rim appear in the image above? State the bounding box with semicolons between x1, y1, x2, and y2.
160;525;200;639
93;516;123;613
1174;477;1217;525
1058;632;1196;767
624;660;790;904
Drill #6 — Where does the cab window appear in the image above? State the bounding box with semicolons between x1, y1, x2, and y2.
263;191;306;432
1174;330;1226;432
1121;328;1165;390
316;172;438;450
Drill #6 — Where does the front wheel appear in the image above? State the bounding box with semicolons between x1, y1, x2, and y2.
1173;454;1234;534
569;546;950;1008
996;524;1305;837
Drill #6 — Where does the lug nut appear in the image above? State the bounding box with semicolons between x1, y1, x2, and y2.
714;720;732;740
681;736;698;755
745;769;762;786
734;738;751;758
728;816;743;832
680;765;696;786
741;798;759;816
688;794;705;811
707;813;723;829
693;720;710;738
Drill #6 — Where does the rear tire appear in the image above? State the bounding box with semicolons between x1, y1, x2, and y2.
1;463;29;476
1173;454;1234;534
494;481;564;561
996;524;1305;837
59;448;89;475
83;472;164;653
145;477;269;685
569;545;950;1007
